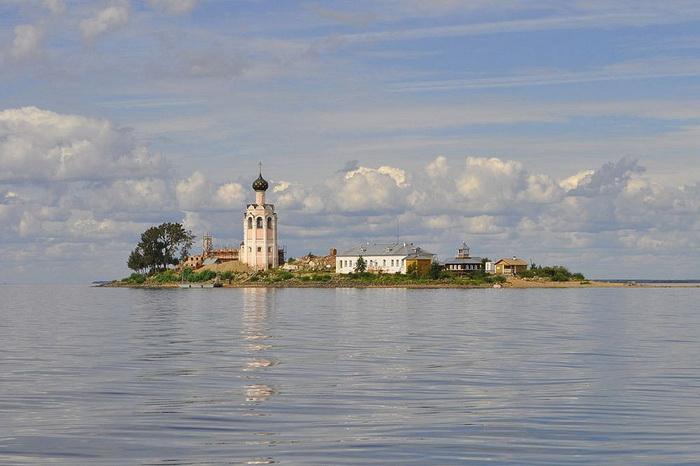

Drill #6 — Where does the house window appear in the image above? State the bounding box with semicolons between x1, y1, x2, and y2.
383;259;386;266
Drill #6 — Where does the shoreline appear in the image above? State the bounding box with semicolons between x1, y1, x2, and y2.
102;277;699;289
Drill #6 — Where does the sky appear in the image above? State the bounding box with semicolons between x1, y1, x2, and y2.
1;0;699;283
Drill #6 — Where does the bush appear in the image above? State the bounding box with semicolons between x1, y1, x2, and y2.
528;264;585;281
124;273;147;284
152;270;179;283
182;269;217;282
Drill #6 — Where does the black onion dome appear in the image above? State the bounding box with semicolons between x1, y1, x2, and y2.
252;173;269;191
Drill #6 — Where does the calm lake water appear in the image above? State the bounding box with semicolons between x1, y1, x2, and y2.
2;285;700;465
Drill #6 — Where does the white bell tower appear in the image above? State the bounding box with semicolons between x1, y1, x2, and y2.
241;164;279;271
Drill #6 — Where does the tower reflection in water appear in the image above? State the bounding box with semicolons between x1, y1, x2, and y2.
242;288;280;406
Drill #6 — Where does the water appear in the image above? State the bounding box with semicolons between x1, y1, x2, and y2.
2;285;700;464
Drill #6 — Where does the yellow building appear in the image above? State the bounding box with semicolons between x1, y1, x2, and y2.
404;248;436;275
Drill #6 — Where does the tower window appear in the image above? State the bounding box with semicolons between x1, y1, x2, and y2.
248;217;253;229
257;217;263;228
267;217;272;229
257;247;261;252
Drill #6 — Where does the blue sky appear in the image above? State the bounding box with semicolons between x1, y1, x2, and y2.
1;0;699;282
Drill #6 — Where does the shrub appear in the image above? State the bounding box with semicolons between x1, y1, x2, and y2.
528;264;585;281
125;273;147;284
182;269;217;282
152;270;179;283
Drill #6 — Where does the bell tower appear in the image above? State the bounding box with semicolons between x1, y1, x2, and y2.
241;164;279;271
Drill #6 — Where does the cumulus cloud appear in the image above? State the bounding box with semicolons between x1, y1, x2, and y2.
1;107;698;282
176;171;246;211
330;165;410;215
79;0;130;41
9;24;44;60
456;157;562;209
0;106;182;282
0;106;169;182
568;155;646;197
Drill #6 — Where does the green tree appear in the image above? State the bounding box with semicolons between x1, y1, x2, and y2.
127;248;148;274
428;261;443;279
354;255;367;274
127;222;195;275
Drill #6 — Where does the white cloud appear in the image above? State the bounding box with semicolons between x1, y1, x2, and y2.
79;0;130;41
0;106;169;182
176;171;245;211
334;165;410;214
0;107;698;282
9;24;44;60
568;156;645;197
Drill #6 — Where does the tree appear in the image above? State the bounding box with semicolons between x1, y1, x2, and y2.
127;222;195;275
428;261;443;279
354;255;367;274
127;248;148;274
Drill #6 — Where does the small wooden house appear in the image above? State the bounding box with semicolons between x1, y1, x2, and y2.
494;258;528;275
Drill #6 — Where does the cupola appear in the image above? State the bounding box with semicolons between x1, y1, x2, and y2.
252;173;269;191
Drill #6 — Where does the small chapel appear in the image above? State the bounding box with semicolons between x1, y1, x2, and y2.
180;167;284;272
240;168;281;271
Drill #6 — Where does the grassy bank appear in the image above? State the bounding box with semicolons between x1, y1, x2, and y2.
103;267;623;289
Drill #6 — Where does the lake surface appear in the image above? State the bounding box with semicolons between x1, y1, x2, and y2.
2;285;700;464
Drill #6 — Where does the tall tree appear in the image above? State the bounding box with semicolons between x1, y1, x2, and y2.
127;222;195;275
354;255;367;274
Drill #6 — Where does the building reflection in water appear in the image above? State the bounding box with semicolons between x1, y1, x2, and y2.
241;288;280;406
